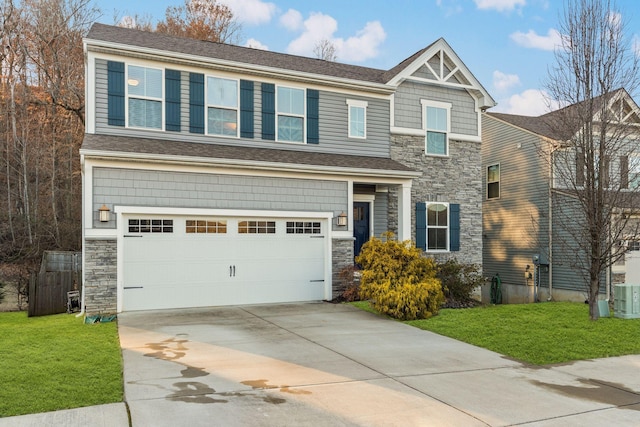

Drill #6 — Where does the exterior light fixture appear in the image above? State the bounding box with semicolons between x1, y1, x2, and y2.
99;204;110;222
337;211;347;227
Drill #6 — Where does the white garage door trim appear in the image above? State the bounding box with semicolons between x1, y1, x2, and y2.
114;206;334;312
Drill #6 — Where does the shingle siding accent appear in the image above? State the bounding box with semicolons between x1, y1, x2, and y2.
389;134;482;266
92;167;348;230
83;239;117;315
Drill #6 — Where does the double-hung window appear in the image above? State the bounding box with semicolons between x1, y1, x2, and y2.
207;76;239;137
628;156;640;189
422;100;451;156
487;164;500;199
127;65;163;129
427;202;449;251
277;86;305;142
347;100;367;139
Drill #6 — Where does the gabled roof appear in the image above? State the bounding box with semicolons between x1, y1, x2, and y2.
487;88;640;141
85;23;493;104
80;134;419;178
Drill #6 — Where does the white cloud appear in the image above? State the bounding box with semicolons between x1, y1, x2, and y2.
495;89;558;115
286;13;386;63
245;38;269;50
510;28;562;51
436;0;464;16
220;0;277;25
280;9;303;31
474;0;525;12
493;70;521;92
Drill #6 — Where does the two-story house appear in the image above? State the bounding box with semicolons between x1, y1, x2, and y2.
482;89;640;304
80;23;494;314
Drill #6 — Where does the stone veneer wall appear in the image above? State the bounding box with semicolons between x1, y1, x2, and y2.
83;239;117;315
331;237;354;296
390;134;483;267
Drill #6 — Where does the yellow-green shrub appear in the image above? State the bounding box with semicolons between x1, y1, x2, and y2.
356;232;444;320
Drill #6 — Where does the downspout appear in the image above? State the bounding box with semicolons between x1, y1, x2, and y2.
76;154;86;318
548;144;554;301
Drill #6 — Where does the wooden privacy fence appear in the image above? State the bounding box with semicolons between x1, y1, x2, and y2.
29;251;82;317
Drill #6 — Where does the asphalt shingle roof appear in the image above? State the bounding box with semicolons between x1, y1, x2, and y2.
86;23;394;84
81;134;417;175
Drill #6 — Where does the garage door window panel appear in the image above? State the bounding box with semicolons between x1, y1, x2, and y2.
286;221;321;234
186;220;227;234
128;219;173;233
238;220;276;234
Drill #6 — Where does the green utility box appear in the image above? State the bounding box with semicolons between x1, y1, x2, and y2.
614;284;640;319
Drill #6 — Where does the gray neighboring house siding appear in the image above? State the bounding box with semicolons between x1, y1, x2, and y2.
94;59;390;158
92;167;348;230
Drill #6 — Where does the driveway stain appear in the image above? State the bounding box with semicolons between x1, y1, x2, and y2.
242;379;278;389
168;382;228;404
144;337;189;361
181;366;209;378
532;378;640;410
280;385;312;395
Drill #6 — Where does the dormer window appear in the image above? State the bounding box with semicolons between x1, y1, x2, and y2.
422;100;451;156
127;65;163;129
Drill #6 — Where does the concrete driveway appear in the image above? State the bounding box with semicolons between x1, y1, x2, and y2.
119;303;640;426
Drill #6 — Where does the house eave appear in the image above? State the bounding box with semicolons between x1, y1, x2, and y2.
79;149;421;180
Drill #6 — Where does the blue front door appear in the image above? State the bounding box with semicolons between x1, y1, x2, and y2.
353;202;370;260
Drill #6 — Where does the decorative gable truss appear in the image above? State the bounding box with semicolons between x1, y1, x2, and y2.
387;38;495;143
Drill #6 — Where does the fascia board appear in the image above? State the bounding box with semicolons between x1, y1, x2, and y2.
79;149;421;179
84;38;394;95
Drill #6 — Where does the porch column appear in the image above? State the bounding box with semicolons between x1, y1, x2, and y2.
397;181;412;241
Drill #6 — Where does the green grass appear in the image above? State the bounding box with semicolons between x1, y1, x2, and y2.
0;312;123;417
354;301;640;365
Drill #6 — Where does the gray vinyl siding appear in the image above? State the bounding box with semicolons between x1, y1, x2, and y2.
393;81;478;136
482;115;550;290
374;192;388;237
94;59;389;157
92;167;347;229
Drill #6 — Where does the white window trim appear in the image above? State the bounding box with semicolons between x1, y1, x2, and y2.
487;163;500;200
421;99;451;157
205;75;240;138
125;63;164;131
347;99;368;139
426;201;449;252
276;85;306;144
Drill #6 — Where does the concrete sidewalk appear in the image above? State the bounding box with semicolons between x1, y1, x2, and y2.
2;303;640;426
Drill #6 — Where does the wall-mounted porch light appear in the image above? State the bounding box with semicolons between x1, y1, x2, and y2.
99;204;110;222
337;211;348;227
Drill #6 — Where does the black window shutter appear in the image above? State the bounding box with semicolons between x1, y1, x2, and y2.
450;204;460;252
576;150;585;186
307;89;319;144
621;156;629;189
165;69;181;132
107;61;125;127
240;80;254;138
261;83;275;140
189;73;205;134
416;202;426;250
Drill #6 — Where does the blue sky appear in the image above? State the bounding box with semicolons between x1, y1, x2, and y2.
91;0;640;115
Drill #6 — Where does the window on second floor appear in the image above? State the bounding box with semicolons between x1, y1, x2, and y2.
207;76;239;137
277;86;305;142
127;65;163;129
347;100;367;139
422;100;451;156
487;164;500;199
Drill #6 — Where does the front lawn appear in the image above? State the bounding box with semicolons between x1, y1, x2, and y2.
0;312;123;417
354;301;640;365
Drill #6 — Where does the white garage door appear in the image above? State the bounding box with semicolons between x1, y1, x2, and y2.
122;215;327;311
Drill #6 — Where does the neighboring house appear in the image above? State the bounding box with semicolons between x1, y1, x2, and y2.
482;89;640;303
80;23;495;314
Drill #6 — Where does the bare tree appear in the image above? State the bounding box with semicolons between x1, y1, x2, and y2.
313;38;337;62
543;0;640;319
156;0;242;44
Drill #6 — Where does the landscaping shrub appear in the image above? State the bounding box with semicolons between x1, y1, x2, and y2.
356;232;444;320
436;259;484;308
337;264;361;302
